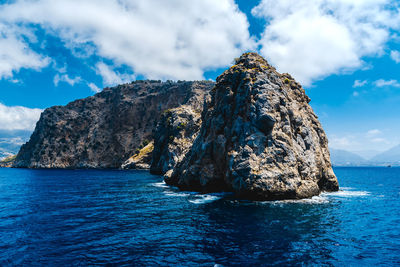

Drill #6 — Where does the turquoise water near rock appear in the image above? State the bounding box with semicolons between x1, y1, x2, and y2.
0;167;399;266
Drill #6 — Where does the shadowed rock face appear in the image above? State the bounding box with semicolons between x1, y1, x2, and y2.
165;53;339;200
13;80;214;169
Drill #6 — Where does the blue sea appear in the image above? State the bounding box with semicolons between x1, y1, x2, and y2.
0;167;399;266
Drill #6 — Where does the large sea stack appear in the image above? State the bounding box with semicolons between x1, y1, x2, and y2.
165;53;339;200
13;81;213;168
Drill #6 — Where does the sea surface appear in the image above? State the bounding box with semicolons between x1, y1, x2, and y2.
0;167;399;266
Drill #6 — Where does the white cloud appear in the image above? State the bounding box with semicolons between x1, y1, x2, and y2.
53;73;82;86
329;131;393;152
87;82;101;93
329;136;354;148
9;78;22;84
371;137;387;143
365;129;389;144
366;129;382;137
353;80;368;88
252;0;398;85
0;23;50;79
390;50;400;63
0;103;42;131
352;91;359;97
0;137;25;146
52;62;67;74
0;0;254;80
95;62;135;86
374;79;400;87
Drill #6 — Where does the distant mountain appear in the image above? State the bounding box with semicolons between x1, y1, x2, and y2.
330;145;400;166
0;130;32;160
330;148;368;166
0;150;13;160
352;150;380;160
370;145;400;165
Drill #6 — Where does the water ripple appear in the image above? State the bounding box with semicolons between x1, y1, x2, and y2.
0;168;399;266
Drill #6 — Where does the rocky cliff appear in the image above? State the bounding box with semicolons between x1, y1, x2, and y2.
150;89;209;175
13;52;338;200
13;80;214;168
165;53;339;200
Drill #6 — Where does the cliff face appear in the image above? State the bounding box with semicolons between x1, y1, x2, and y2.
150;89;210;175
13;81;214;168
165;53;339;200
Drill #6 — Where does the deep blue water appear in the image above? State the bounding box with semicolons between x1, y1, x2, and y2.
0;167;399;266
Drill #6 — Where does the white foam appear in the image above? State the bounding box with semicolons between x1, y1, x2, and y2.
158;184;370;204
188;194;222;204
269;195;330;205
340;187;354;190
151;181;169;188
322;190;370;197
259;188;370;205
182;191;201;195
163;191;190;197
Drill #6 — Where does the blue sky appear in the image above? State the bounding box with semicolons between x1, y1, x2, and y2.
0;0;399;155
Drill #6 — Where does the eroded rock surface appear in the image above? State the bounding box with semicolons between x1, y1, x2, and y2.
165;53;339;200
150;89;209;175
121;141;154;170
14;80;214;168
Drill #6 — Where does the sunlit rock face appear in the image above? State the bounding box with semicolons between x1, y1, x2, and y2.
13;80;214;169
165;53;339;200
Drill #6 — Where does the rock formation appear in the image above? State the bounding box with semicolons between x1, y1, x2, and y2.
13;80;214;168
121;141;154;169
12;51;338;200
165;53;339;200
150;89;209;175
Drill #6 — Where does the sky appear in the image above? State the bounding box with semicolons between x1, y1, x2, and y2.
0;0;400;155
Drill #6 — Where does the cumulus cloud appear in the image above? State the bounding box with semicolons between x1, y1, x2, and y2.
374;79;400;87
353;80;368;88
53;73;82;86
390;50;400;63
0;23;50;79
0;103;42;131
95;62;135;86
252;0;398;85
0;0;254;80
87;82;101;93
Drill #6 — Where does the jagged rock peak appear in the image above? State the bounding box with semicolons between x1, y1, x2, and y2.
165;52;339;200
230;52;272;69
